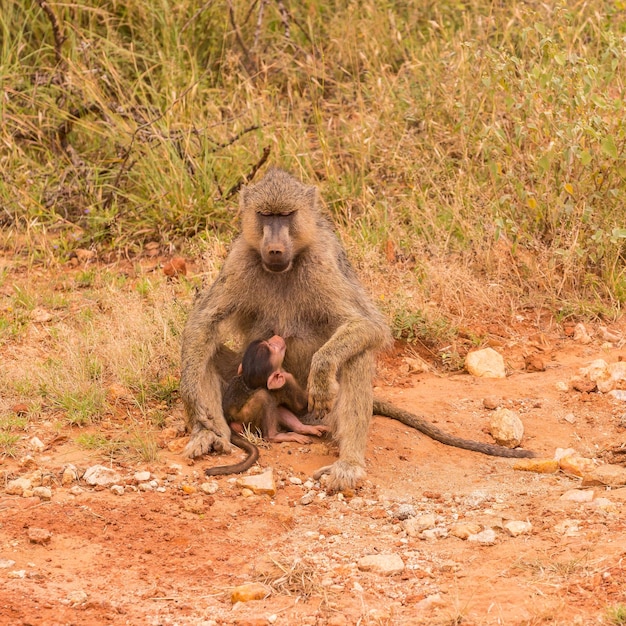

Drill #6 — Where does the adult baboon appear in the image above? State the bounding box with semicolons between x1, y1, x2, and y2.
180;169;533;492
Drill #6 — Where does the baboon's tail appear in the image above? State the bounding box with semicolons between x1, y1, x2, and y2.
204;433;260;476
373;399;535;459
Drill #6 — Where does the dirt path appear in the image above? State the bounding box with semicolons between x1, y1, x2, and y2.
2;319;626;625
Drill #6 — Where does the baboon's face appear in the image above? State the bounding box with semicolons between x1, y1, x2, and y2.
240;170;318;274
258;211;295;273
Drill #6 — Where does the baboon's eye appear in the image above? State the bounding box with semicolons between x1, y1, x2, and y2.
258;211;295;217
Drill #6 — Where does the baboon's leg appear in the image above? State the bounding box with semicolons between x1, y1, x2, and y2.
314;351;374;491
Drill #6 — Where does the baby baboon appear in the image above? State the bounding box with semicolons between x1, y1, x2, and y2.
180;169;533;492
205;335;329;476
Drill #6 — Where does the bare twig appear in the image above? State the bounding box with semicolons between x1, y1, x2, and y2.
225;145;271;199
254;0;268;49
209;124;261;152
35;0;66;68
227;0;257;76
180;0;216;33
276;0;291;39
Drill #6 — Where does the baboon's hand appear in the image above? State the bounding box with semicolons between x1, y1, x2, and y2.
183;422;233;458
307;368;339;415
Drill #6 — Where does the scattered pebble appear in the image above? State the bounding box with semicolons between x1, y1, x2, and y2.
357;553;405;576
110;485;125;496
28;528;52;545
503;520;532;537
513;458;559;473
467;529;497;545
200;481;219;494
450;522;482;540
560;489;594;503
582;464;626;487
404;514;436;537
5;477;32;496
489;408;524;448
83;465;122;486
559;455;595;477
237;469;276;496
465;348;506;378
230;582;270;604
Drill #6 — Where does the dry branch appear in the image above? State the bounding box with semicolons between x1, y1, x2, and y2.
35;0;66;68
225;145;271;199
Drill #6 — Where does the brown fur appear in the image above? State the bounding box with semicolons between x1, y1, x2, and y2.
180;169;533;492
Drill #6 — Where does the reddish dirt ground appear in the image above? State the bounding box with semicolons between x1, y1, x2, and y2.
2;291;626;625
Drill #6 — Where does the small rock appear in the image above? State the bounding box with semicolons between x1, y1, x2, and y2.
62;464;79;486
571;377;597;393
450;522;483;539
560;489;595;502
163;256;187;278
138;482;153;491
563;413;577;424
394;503;416;520
555;381;569;391
8;570;27;579
503;520;532;536
110;485;125;496
134;471;151;482
6;477;32;496
83;465;122;486
489;408;524;448
559;455;596;477
483;396;502;410
237;469;276;496
288;476;303;485
467;529;497;545
69;485;84;496
300;492;315;505
573;323;592;344
66;590;88;606
357;554;405;576
465;348;506;378
0;560;16;569
422;527;448;540
404;514;436;537
230;582;270;604
28;528;52;544
582;464;626;487
29;307;53;323
415;593;446;610
32;486;52;501
599;326;622;343
554;447;578;461
524;354;545;372
12;403;29;415
200;481;219;495
29;437;45;452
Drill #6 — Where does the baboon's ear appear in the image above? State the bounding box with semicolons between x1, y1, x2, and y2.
237;363;243;375
267;371;286;390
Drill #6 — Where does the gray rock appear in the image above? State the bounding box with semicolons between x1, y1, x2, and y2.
6;477;32;496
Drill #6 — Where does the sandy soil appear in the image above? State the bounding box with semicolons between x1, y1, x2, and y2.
2;276;626;625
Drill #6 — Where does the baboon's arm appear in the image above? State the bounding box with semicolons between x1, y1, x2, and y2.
307;317;389;413
180;274;237;456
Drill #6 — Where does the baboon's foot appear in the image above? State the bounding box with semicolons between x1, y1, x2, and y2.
312;461;366;492
183;427;232;458
299;424;330;437
269;432;312;444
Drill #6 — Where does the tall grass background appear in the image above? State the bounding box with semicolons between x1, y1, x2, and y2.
1;1;626;436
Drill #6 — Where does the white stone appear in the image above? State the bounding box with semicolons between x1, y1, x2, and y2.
465;348;506;378
0;559;16;569
468;529;497;545
62;465;79;486
560;489;594;503
357;553;405;576
573;323;592;344
503;520;532;536
32;486;52;501
404;513;436;537
83;465;122;486
237;469;276;496
29;437;45;452
200;481;219;494
110;485;125;496
134;471;151;482
6;477;32;496
489;408;524;448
